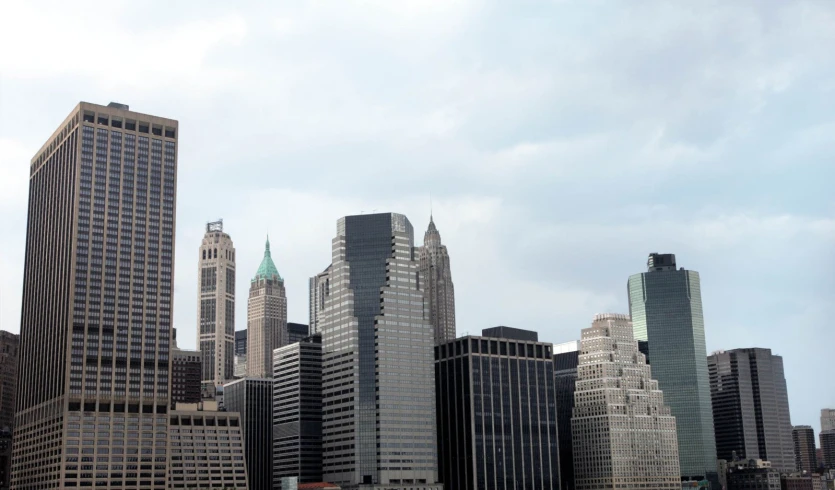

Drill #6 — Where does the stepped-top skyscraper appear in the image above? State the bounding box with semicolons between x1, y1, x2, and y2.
418;215;456;344
628;253;718;483
572;313;681;490
197;219;236;395
318;213;440;489
247;237;287;378
12;102;178;489
708;348;795;472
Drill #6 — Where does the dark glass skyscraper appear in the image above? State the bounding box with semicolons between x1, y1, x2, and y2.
793;426;817;474
435;329;559;489
708;348;795;472
12;102;178;489
224;378;273;490
554;340;579;490
628;253;718;482
273;334;322;487
318;213;440;488
287;322;310;345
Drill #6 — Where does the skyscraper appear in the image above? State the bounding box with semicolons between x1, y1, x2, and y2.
234;329;247;379
247;237;287;378
418;215;456;344
273;334;323;487
0;331;19;490
792;426;817;474
572;313;681;490
224;378;274;490
318;213;440;489
628;253;718;482
435;328;559;489
197;219;236;395
554;340;580;490
821;430;835;469
708;348;795;472
822;409;835;432
308;265;331;335
12;102;178;489
171;348;202;406
287;322;310;345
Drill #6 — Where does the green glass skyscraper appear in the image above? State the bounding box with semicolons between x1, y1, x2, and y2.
628;253;718;484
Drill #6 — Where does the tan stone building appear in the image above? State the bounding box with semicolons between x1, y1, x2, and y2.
12;102;178;489
247;238;287;378
197;220;236;395
572;313;681;490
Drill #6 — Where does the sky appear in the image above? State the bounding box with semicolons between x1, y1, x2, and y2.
0;1;833;434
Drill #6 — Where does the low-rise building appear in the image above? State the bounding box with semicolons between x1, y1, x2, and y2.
168;401;248;489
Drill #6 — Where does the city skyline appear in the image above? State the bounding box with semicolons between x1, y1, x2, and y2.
0;0;833;440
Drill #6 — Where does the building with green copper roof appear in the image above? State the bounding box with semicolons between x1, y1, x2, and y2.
253;236;282;282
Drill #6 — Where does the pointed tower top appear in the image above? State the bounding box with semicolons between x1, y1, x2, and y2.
253;236;282;282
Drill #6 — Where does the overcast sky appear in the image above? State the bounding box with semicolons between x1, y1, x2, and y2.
1;1;833;434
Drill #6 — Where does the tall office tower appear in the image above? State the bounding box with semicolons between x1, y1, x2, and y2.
821;430;835;469
247;238;287;379
171;348;202;406
628;252;718;482
0;332;19;431
319;213;440;489
11;102;177;489
822;409;835;432
197;219;236;396
224;378;273;490
0;331;19;490
792;426;817;474
707;348;795;472
168;401;248;489
572;313;681;490
308;266;331;335
435;328;559;489
234;330;247;378
554;340;580;490
273;333;323;487
418;215;456;344
235;329;247;356
287;322;310;345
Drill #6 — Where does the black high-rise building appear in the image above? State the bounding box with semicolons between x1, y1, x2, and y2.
235;329;247;356
224;378;273;490
435;328;559;489
708;348;795;472
554;341;579;490
273;333;322;488
287;322;310;346
171;349;202;406
793;426;817;474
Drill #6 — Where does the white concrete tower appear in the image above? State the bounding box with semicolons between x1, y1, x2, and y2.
197;219;237;396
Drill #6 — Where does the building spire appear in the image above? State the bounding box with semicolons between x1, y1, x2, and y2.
253;235;281;282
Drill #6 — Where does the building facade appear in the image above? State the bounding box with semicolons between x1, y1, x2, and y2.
821;430;835;469
726;461;781;490
235;329;247;356
318;213;440;489
12;102;178;489
628;253;718;482
224;378;273;490
572;313;681;490
708;348;795;472
171;348;202;407
793;426;818;474
273;334;323;487
308;266;331;335
197;220;236;396
822;409;835;433
435;329;559;489
247;238;287;378
418;216;456;344
0;331;18;490
288;323;310;346
168;401;248;489
554;340;580;490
